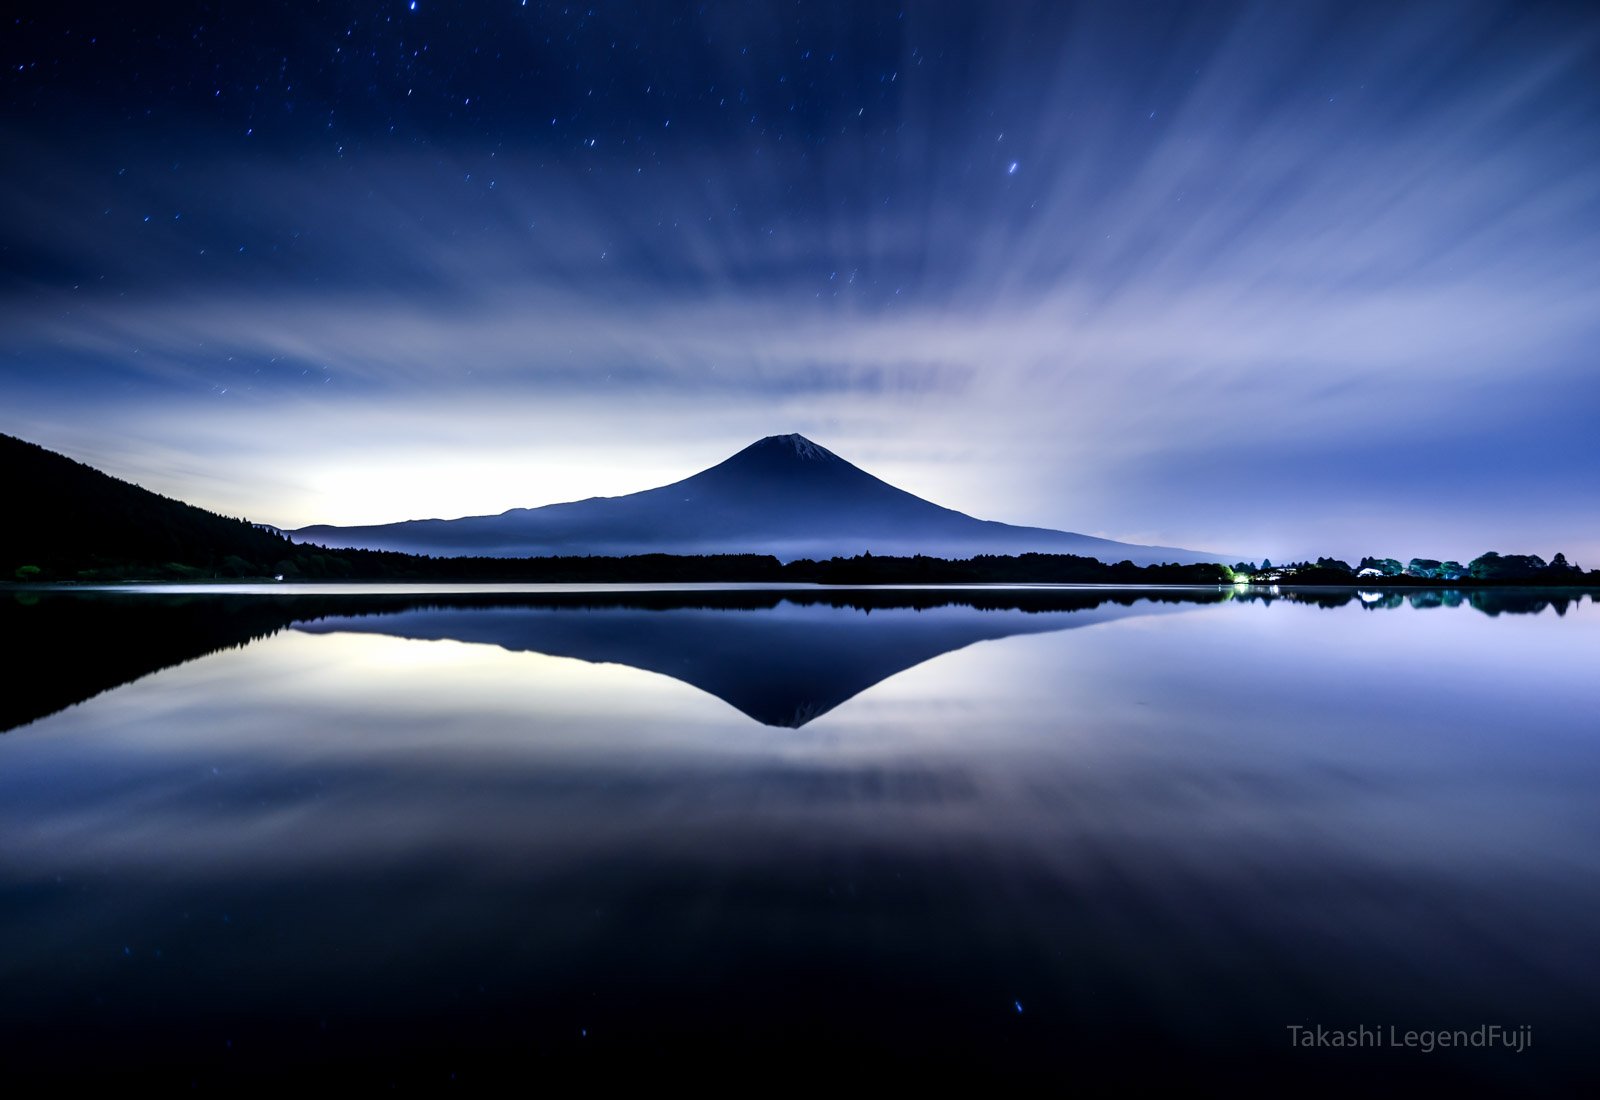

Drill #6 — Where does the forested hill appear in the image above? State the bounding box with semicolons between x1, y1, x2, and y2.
3;432;301;579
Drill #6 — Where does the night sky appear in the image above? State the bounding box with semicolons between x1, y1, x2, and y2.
3;1;1598;563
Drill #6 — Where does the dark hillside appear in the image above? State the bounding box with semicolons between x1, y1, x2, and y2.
3;432;296;579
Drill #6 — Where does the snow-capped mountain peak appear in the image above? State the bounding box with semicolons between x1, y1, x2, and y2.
756;433;839;462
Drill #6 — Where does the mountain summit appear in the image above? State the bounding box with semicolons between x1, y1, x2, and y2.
748;433;839;462
291;433;1222;564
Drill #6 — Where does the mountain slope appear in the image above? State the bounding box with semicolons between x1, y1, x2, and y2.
292;433;1223;564
1;432;298;577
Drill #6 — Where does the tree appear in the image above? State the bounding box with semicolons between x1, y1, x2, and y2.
1469;552;1547;580
1406;558;1443;578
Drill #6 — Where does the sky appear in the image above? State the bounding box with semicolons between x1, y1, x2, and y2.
2;0;1598;565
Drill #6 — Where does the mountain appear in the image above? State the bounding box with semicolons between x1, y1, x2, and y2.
292;433;1223;564
1;431;298;578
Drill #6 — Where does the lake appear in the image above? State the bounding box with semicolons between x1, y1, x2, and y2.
2;585;1597;1088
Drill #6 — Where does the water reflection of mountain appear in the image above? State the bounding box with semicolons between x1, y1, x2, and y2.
7;585;1588;734
3;588;1219;733
295;595;1201;727
3;591;292;734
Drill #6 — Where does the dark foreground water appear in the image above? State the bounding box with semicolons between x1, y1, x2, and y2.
2;586;1597;1090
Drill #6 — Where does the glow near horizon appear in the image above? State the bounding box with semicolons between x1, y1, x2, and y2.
1;3;1597;564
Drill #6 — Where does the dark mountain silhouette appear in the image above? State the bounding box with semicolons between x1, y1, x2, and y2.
292;433;1224;564
2;431;299;577
0;432;791;581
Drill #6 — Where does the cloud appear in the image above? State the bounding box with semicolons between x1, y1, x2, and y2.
2;1;1597;559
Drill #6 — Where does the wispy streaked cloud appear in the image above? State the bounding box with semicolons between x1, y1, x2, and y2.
3;1;1597;562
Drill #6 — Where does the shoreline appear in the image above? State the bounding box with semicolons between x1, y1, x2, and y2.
8;579;1599;595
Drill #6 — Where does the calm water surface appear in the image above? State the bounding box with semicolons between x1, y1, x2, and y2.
2;586;1596;1088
